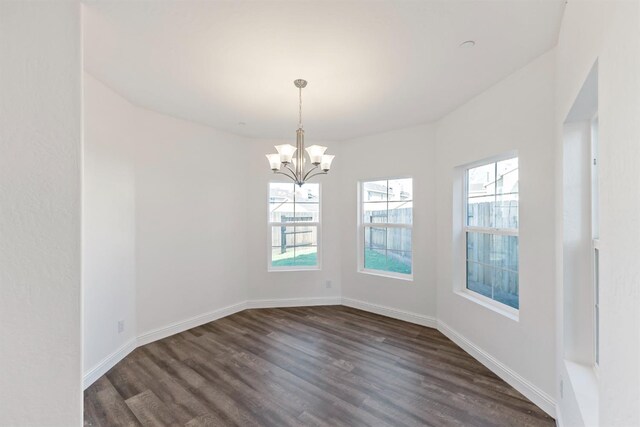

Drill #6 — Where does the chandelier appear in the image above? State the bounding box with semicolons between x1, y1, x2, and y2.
265;79;335;187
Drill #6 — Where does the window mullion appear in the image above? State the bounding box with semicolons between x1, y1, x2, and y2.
494;161;498;228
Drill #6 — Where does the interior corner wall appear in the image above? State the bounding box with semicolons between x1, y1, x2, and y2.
245;138;343;304
0;2;82;425
82;72;251;380
435;50;557;412
556;1;640;426
338;124;438;321
83;74;137;377
133;98;250;339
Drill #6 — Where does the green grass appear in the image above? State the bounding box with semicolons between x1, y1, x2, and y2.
272;251;318;267
364;248;411;274
271;248;411;274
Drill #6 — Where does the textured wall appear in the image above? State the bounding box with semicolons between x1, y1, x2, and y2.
83;74;137;379
0;2;82;425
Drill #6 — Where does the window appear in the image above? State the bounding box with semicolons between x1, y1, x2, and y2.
465;157;519;310
359;178;413;279
268;182;320;270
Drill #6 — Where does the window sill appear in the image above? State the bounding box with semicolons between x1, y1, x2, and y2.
268;267;321;272
454;290;519;321
564;360;599;426
358;269;413;282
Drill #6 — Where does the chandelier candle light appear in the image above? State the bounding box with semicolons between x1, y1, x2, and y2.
266;79;335;186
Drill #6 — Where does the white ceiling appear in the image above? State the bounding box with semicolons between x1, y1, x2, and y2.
84;1;565;141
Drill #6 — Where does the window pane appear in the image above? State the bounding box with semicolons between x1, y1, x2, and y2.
364;226;387;272
388;179;412;202
270;202;295;223
271;225;318;267
467;158;518;230
495;194;518;229
466;261;493;299
364;226;386;252
363;180;388;202
292;246;318;266
466;231;491;264
294;225;317;249
388;201;413;224
491;234;518;272
271;226;295;266
270;183;294;202
387;227;411;252
293;225;318;266
295;183;319;201
387;227;412;275
363;201;387;223
270;182;319;223
466;231;519;309
363;226;412;275
291;202;319;222
496;157;518;195
387;250;412;274
468;163;496;198
493;269;519;309
467;195;494;227
495;157;518;229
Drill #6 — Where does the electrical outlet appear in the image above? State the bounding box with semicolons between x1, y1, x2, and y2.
118;320;125;334
325;280;332;289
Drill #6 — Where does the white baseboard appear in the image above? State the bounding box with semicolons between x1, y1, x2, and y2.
136;301;248;347
247;296;341;309
555;404;564;427
341;297;438;328
437;320;556;418
83;338;136;389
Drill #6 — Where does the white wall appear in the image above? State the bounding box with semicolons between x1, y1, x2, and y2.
134;102;250;338
83;73;251;381
83;74;137;378
596;3;640;424
245;138;342;304
0;2;82;425
338;124;438;321
435;51;557;413
556;1;640;425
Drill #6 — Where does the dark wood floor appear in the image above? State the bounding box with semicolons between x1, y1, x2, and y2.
85;306;554;426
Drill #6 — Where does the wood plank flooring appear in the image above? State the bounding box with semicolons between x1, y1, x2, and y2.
84;306;555;426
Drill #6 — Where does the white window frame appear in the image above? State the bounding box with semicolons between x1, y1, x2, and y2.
357;176;413;281
267;181;322;272
591;114;600;370
457;152;519;320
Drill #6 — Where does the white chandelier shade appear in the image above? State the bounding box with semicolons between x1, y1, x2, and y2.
265;79;335;186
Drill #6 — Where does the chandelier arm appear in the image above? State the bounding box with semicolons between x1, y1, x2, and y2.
302;164;319;182
304;171;328;181
274;169;297;182
284;163;298;179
